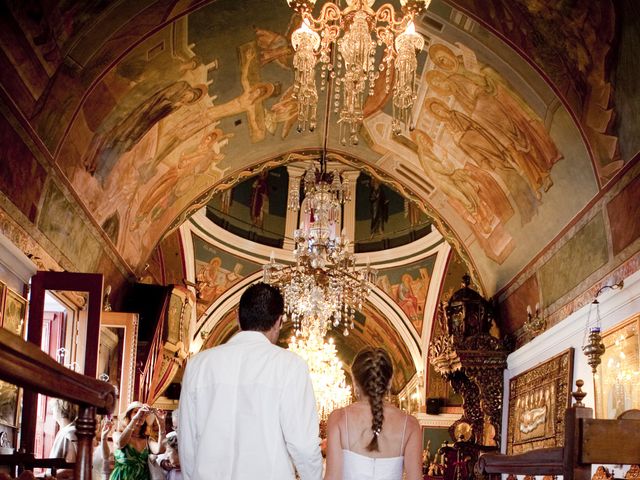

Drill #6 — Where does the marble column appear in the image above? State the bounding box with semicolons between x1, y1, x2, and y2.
340;170;360;251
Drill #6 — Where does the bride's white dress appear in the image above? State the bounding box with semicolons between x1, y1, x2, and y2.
341;409;408;480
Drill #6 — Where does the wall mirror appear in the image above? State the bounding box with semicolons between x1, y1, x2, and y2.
100;311;139;415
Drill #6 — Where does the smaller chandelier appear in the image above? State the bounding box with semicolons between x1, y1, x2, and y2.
287;0;429;144
289;333;352;420
263;159;376;338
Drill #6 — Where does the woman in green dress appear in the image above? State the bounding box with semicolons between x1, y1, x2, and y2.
110;402;166;480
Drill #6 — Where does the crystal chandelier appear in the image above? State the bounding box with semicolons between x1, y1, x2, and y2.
289;333;352;420
287;0;429;144
263;158;377;338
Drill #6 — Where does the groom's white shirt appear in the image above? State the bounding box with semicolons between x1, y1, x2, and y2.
179;330;323;480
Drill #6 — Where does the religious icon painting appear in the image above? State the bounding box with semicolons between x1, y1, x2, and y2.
2;287;27;339
0;380;21;428
506;348;574;454
594;314;639;419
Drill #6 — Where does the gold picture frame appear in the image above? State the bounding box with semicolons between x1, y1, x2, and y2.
594;314;639;419
506;348;574;455
0;286;27;428
0;381;22;428
2;287;27;339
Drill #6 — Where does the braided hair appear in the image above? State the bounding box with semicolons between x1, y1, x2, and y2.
351;347;393;451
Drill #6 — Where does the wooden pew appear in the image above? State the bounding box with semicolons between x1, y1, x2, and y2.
478;381;640;480
0;328;116;479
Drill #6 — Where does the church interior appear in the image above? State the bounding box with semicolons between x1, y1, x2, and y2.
0;0;639;478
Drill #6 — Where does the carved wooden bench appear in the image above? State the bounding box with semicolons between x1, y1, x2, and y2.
478;381;640;480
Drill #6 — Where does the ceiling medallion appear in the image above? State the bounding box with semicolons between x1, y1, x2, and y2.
263;157;377;339
287;0;429;144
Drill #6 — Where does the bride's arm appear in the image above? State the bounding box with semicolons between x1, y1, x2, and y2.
323;409;344;480
403;415;423;480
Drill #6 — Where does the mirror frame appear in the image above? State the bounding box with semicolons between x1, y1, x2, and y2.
101;311;139;415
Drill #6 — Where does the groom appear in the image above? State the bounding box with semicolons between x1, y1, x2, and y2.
179;283;322;480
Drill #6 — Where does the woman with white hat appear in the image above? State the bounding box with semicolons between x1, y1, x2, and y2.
110;402;166;480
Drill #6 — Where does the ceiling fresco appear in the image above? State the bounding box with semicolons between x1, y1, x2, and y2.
1;0;635;293
354;173;432;252
205;166;288;248
376;254;437;338
448;0;640;181
192;233;262;317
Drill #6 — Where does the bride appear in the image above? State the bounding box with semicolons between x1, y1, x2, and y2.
324;348;422;480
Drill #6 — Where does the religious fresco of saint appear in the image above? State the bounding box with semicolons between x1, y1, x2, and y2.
354;173;432;252
412;40;563;265
376;254;436;337
449;0;640;182
51;1;300;270
54;16;232;268
205;167;288;248
192;234;260;318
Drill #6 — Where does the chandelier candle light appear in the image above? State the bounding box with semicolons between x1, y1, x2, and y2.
287;0;429;144
289;333;352;420
263;159;377;338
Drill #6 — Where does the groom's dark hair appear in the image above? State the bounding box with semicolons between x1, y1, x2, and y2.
238;283;284;332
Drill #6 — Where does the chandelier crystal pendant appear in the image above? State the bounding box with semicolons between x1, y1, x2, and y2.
287;0;429;144
263;159;377;338
288;333;352;420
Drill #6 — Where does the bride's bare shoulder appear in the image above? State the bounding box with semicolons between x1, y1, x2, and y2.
383;402;406;417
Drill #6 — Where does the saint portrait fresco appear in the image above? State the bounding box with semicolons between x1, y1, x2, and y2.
376;254;436;336
193;234;260;317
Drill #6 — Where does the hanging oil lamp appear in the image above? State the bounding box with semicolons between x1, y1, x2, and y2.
582;306;605;374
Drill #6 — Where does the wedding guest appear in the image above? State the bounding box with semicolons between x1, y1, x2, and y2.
49;399;78;479
50;399;78;463
324;348;422;480
110;402;166;480
156;432;181;480
93;416;115;480
179;283;322;480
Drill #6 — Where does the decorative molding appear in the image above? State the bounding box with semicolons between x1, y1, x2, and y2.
0;231;37;284
415;412;461;428
188;206;445;271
